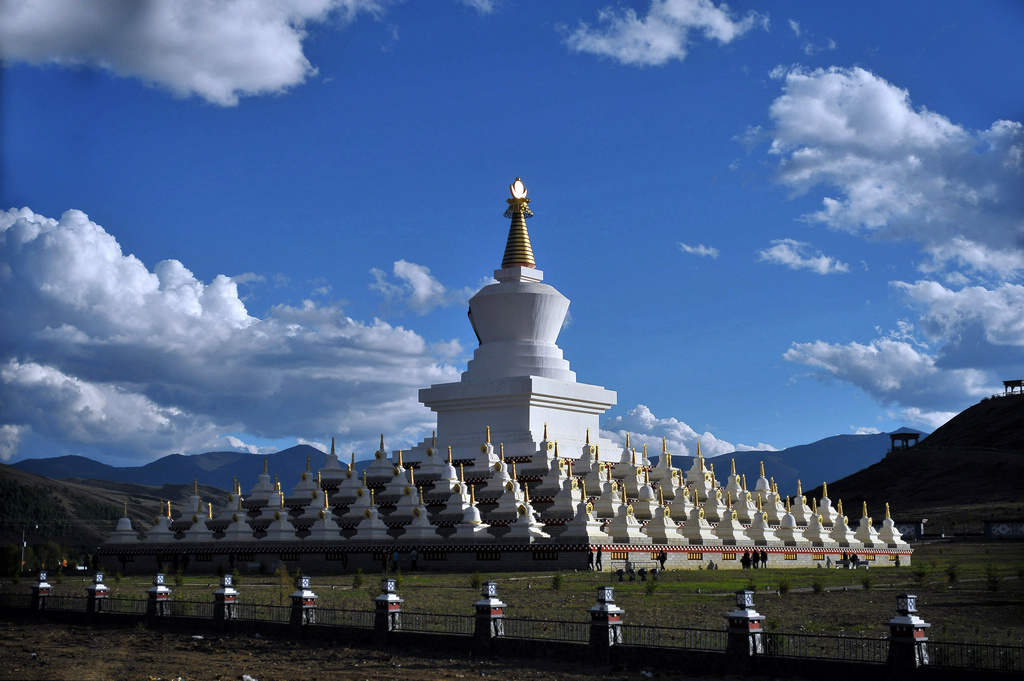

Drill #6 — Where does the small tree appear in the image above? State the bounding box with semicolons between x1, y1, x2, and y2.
352;568;364;589
551;572;564;592
469;571;482;590
946;563;960;585
985;564;1001;592
778;578;791;595
274;564;291;605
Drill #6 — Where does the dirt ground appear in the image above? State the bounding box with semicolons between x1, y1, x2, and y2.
0;620;717;681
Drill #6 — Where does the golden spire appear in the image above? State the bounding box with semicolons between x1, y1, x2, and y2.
555;441;560;457
447;445;453;463
631;446;636;465
742;473;747;490
586;428;591;445
418;486;425;505
696;441;703;464
362;469;367;485
512;461;518;480
274;473;279;489
797;479;803;496
759;461;765;477
581;479;587;499
123;499;128;517
330;437;335;456
726;491;732;509
431;430;436;446
306;455;311;472
662;437;667;454
500;443;505;461
524;482;530;504
194;478;198;495
409;467;416;485
349;452;355;471
543;422;548;440
862;501;868;518
166;500;172;519
208;502;213;519
370;488;376;506
642;442;648;461
471;484;476;504
886;502;891;519
785;496;792;512
502;177;535;268
398;450;404;467
731;459;736;476
812;497;818;513
594;444;599;461
379;434;385;451
459;463;465;482
823;481;829;498
625;432;631;448
770;477;776;493
263;458;268;474
317;470;322;486
659;486;665;506
324;490;330;510
486;425;491;444
837;499;844;515
279;491;285;509
757;495;763;511
645;469;651;485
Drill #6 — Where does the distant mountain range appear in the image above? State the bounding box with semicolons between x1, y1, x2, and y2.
12;430;920;500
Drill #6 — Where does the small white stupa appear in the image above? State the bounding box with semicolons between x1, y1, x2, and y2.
853;502;882;548
605;503;648;544
450;485;493;542
145;501;176;543
876;503;909;549
108;501;140;544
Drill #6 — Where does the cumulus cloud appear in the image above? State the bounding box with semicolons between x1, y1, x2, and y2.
679;242;720;258
601;404;776;459
0;0;383;106
0;207;462;463
565;0;766;66
784;333;996;420
757;238;850;274
766;66;1024;279
371;260;490;315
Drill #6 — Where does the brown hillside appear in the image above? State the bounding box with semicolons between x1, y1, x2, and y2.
0;463;227;552
803;394;1024;531
917;392;1024;452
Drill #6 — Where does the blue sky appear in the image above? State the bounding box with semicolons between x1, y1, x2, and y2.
1;0;1022;466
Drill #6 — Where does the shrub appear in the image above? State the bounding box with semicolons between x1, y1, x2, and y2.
985;564;1000;592
946;563;960;585
644;578;658;596
114;572;122;584
1016;563;1023;581
551;572;564;592
174;569;184;587
352;568;364;589
393;568;402;590
811;580;824;595
860;575;873;591
777;578;791;596
912;567;928;584
470;571;482;590
231;568;241;586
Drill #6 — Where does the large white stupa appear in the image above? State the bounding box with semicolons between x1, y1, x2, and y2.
406;178;618;462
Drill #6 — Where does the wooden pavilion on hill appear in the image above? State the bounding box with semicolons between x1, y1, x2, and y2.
889;432;920;452
1003;379;1023;395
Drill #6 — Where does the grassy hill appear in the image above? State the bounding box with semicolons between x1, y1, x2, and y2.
804;394;1024;532
0;463;227;565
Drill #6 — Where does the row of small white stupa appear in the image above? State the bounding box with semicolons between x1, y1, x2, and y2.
107;427;907;550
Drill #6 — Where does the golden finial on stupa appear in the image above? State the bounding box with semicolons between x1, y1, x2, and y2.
631;447;636;465
731;459;736;476
263;458;268;474
742;473;747;490
409;467;416;485
194;478;198;495
625;432;631;448
279;491;285;509
166;500;172;519
512;461;518;480
502;185;537;272
696;441;703;464
470;484;476;504
862;501;868;518
500;443;505;461
643;443;648;461
330;437;335;455
662;437;667;454
812;497;818;513
123;499;128;517
586;428;591;445
208;502;213;519
447;445;453;463
398;450;404;467
524;482;530;504
759;461;765;477
486;425;491;444
431;430;436;446
543;422;548;440
886;502;891;519
837;499;844;515
459;463;465;482
823;481;829;498
379;434;385;451
349;452;355;471
418;486;424;504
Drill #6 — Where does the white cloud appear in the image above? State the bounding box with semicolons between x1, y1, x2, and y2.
894;280;1024;348
0;0;383;106
679;242;720;258
370;259;487;315
457;0;496;14
601;404;776;459
852;426;880;435
0;207;462;463
787;19;800;36
565;0;766;66
784;335;996;412
757;238;850;274
765;66;1024;278
889;407;957;431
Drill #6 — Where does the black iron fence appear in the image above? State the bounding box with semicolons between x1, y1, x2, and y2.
502;617;589;642
103;597;148;615
234;602;290;623
622;624;728;651
930;640;1024;672
401;611;474;635
315;607;375;628
762;631;888;663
